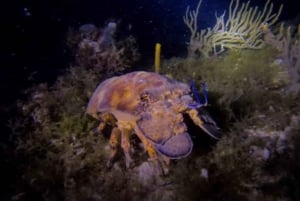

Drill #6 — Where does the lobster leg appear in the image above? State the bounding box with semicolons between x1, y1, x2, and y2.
134;125;169;175
120;127;134;168
107;127;121;168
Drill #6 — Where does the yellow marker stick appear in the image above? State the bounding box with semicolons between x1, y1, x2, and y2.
154;43;161;73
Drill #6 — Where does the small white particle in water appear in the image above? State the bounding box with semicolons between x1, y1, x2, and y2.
263;148;270;160
23;7;32;16
200;168;209;180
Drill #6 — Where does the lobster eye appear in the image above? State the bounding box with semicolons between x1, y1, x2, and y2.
140;91;150;102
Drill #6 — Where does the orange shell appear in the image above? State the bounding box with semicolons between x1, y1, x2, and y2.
86;71;189;121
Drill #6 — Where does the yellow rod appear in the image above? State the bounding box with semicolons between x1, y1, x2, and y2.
154;43;161;73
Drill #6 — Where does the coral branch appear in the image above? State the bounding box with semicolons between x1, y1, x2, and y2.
184;0;283;58
263;23;300;86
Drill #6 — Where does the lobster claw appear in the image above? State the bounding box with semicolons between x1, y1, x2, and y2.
197;107;221;140
188;81;221;140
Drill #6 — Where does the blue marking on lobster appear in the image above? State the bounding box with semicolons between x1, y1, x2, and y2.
188;81;208;109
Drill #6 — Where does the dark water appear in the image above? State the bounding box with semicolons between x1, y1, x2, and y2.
2;0;299;102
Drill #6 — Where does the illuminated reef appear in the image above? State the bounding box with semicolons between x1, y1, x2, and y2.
5;0;300;201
